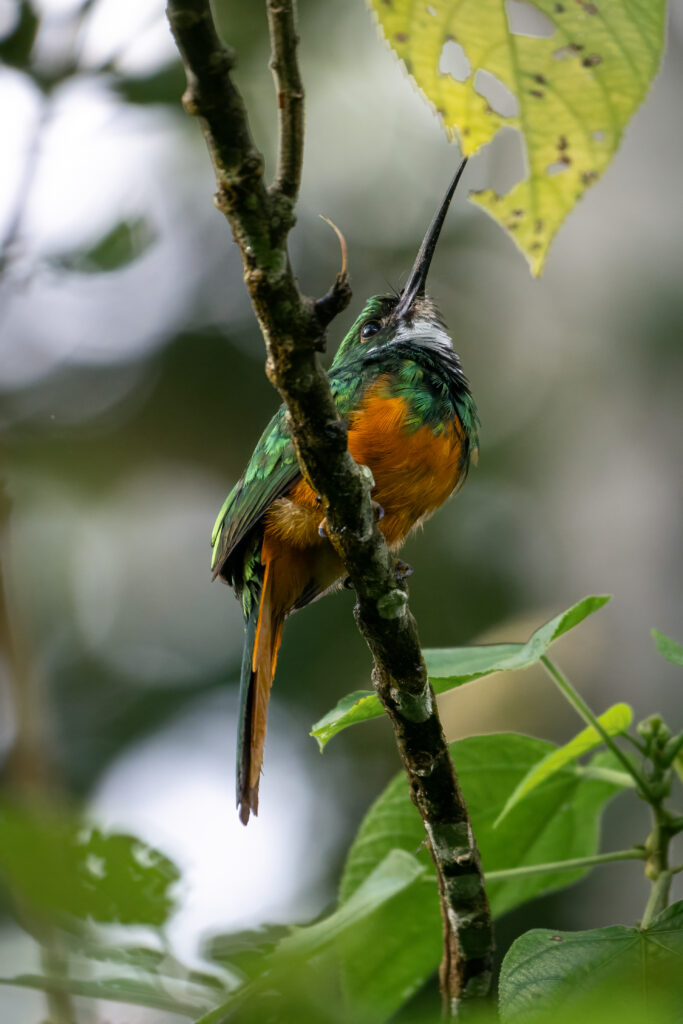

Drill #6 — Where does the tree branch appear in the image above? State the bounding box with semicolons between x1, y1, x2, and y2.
267;0;304;200
166;0;492;1011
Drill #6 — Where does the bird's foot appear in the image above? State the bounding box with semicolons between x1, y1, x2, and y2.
393;558;413;581
320;500;383;536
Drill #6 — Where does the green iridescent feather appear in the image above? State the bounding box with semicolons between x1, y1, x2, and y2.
211;294;479;611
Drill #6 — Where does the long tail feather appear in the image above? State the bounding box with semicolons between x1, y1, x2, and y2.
236;558;284;825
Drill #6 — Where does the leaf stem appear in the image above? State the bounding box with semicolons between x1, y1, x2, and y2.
641;869;672;929
641;801;675;927
540;656;655;801
574;766;636;788
485;848;646;882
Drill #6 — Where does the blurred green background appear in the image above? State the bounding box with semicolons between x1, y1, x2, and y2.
1;0;682;1020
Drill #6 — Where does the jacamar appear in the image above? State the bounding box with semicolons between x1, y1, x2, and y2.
211;159;479;825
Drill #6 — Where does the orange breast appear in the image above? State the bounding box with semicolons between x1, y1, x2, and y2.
347;380;465;548
264;378;465;554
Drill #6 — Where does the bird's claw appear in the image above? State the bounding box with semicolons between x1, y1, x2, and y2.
343;576;354;590
393;558;413;581
321;502;383;537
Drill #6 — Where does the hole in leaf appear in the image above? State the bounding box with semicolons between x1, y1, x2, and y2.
474;69;519;118
439;39;471;82
482;125;528;196
592;129;606;141
546;161;570;175
506;0;555;37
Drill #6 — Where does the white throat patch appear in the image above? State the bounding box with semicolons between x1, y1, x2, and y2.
394;317;453;354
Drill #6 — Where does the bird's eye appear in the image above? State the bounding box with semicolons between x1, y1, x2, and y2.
361;320;381;340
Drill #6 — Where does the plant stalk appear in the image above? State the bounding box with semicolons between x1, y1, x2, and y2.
540;656;655;801
485;848;646;882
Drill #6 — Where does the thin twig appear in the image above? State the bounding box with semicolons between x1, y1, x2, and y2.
166;0;493;1011
266;0;304;200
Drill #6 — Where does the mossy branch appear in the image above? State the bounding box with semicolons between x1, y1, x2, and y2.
166;0;492;1010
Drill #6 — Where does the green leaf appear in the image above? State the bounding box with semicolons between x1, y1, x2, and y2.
0;802;179;926
312;595;610;748
368;0;667;275
499;900;683;1023
282;849;426;958
0;973;211;1017
63;937;229;994
284;851;441;1023
341;734;626;920
203;924;291;981
335;869;441;1021
652;628;683;667
49;218;156;274
193;852;436;1024
495;702;632;825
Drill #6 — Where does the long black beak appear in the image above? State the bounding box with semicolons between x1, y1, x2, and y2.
395;157;468;319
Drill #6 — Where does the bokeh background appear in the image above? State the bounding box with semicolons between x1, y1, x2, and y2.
1;0;682;1019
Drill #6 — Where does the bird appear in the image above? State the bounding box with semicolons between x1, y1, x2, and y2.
211;159;479;825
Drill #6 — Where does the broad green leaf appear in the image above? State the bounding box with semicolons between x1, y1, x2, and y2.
281;849;426;958
499;900;683;1023
312;595;609;747
652;628;683;667
369;0;667;274
0;803;179;926
203;923;290;981
495;702;632;824
193;851;436;1024
285;851;441;1023
49;218;155;274
336;870;441;1021
341;734;626;919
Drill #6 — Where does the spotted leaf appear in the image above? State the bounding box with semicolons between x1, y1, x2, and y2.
368;0;667;274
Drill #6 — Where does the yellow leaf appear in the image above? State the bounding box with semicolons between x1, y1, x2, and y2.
368;0;667;274
494;702;633;825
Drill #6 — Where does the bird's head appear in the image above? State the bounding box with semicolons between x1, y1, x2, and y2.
332;158;467;366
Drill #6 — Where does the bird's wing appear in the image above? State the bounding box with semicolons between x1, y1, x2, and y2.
211;363;369;584
211;406;301;581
